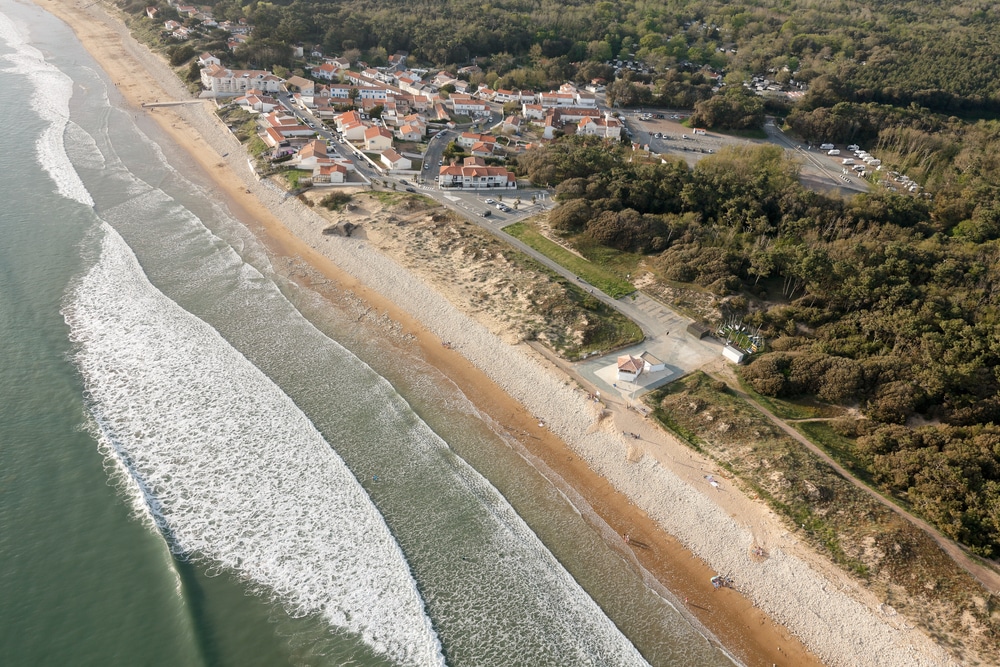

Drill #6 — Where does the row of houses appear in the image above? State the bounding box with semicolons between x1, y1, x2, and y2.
152;1;250;42
438;156;516;190
522;104;622;140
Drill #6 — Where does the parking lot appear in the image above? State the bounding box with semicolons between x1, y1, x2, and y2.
621;112;870;195
623;113;740;166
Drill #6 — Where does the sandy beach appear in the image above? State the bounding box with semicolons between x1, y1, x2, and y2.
33;1;964;664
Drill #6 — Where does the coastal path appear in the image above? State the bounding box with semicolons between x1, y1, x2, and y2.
705;369;1000;596
141;99;207;108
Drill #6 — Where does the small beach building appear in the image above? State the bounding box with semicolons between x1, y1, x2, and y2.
686;322;711;339
723;345;747;364
616;355;644;382
639;351;666;373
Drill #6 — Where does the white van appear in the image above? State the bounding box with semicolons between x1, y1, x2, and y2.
828;149;841;156
842;158;855;165
847;144;860;151
820;143;834;150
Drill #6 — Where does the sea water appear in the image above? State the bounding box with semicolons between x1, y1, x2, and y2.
0;2;735;665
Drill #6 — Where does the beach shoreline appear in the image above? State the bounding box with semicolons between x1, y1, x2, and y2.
32;1;958;665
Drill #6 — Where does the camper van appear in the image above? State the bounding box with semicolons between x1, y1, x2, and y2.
827;149;841;156
820;143;834;150
693;128;707;135
842;158;855;165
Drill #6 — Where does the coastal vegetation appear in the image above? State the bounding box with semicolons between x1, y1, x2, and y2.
515;132;1000;560
301;191;643;359
648;372;998;661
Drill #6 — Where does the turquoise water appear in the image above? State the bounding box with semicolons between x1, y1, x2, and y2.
0;2;735;665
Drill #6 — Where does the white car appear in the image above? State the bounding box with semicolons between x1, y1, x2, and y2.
485;198;496;204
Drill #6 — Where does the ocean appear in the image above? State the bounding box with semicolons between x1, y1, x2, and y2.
0;2;735;665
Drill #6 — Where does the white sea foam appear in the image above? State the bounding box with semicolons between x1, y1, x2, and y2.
63;223;444;666
0;9;94;207
65;120;107;171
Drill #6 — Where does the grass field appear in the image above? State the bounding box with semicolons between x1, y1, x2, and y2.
505;222;636;298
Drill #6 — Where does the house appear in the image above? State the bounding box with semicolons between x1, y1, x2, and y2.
226;34;249;51
260;125;286;148
293;139;329;170
261;112;314;138
325;84;352;100
198;52;221;68
521;103;545;120
334;110;364;131
285;76;315;95
354;85;388;102
363;126;393;151
145;7;158;19
576;115;622;140
450;95;490;114
395;123;424;142
493;89;518;103
340;120;369;142
457;132;496;150
431;70;458;89
539;92;576;107
396;75;424;95
616;355;644;382
542;114;558;140
234;90;278;114
380;149;412;171
550;106;602;123
311;63;339;80
438;156;516;190
469;141;496;157
431;102;450;121
502;115;522;134
313;162;347;184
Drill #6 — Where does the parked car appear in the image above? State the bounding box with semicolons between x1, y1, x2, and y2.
485;198;496;204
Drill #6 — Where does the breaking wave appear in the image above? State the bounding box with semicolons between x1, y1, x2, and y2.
0;9;94;207
63;223;443;666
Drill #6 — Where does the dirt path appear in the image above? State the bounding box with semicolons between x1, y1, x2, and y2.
703;367;1000;596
